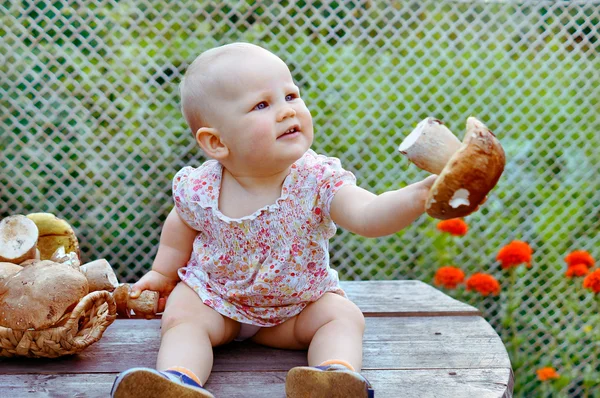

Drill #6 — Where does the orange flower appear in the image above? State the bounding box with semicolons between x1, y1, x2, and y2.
565;250;595;268
434;266;465;289
465;273;501;296
536;367;560;381
583;269;600;294
496;240;533;269
565;263;589;278
436;219;468;236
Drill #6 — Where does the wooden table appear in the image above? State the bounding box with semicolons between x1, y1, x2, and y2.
0;280;514;397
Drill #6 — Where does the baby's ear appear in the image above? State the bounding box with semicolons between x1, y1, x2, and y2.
196;127;229;159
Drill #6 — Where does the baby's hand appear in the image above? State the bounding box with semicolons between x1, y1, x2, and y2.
130;270;179;314
420;174;438;191
415;175;438;211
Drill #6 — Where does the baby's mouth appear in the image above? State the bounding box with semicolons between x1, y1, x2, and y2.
278;125;300;139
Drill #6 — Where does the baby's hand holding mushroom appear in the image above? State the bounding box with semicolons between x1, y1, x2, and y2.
126;269;179;316
113;284;160;319
398;116;506;219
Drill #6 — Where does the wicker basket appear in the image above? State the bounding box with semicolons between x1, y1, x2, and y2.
0;290;117;358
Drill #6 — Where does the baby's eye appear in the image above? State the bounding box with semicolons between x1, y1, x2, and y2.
285;93;298;101
253;101;268;111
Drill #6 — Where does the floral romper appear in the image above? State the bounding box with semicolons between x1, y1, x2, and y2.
173;149;356;327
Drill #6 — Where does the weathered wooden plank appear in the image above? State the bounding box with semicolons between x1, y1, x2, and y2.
341;280;480;316
0;282;507;396
112;280;480;319
0;368;513;398
0;316;510;373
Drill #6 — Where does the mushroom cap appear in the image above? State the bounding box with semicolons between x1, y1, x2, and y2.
0;261;89;330
26;213;80;260
425;117;506;220
0;262;23;282
19;259;56;267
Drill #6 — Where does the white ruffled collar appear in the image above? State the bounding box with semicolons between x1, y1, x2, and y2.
198;157;303;224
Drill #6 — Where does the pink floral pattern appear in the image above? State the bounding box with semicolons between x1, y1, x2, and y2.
173;150;356;326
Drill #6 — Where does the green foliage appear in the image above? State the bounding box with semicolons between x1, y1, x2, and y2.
1;1;599;396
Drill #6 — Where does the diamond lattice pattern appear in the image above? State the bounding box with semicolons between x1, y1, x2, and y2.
1;1;599;395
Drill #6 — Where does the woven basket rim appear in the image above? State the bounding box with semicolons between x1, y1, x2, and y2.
0;290;117;358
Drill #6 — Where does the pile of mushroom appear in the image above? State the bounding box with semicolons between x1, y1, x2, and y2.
0;213;159;330
398;116;506;219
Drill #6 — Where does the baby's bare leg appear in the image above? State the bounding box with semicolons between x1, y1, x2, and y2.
252;293;365;371
157;282;240;384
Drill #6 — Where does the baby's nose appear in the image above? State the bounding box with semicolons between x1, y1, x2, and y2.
277;106;296;121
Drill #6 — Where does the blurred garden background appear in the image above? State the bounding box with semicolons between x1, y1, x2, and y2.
1;0;599;396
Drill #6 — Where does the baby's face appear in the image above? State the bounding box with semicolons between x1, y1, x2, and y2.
207;48;314;176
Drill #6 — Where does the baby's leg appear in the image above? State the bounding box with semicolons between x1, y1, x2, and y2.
158;282;240;384
251;292;365;371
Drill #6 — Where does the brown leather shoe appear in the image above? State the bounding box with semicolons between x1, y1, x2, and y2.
285;364;374;398
111;367;214;398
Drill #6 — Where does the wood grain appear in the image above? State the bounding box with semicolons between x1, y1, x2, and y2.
0;280;511;397
0;368;513;398
113;280;480;319
341;280;480;316
0;317;510;373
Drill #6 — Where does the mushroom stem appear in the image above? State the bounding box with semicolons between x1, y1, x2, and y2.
398;117;461;175
0;215;39;264
80;259;119;292
113;284;159;318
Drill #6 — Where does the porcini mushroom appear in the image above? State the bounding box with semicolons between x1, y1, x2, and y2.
0;215;38;264
113;284;159;318
18;259;55;267
50;246;81;270
26;213;80;260
398;117;462;174
0;261;89;330
0;262;23;283
399;116;506;219
80;259;119;292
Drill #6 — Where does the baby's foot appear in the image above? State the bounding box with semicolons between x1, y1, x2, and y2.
285;364;374;398
111;367;214;398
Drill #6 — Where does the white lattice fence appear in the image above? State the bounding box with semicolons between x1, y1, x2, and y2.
1;1;599;395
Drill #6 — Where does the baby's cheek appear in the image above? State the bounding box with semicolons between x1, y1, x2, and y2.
247;135;269;156
249;120;274;146
297;101;312;119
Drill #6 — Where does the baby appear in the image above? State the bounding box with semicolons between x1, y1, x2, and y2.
111;42;436;398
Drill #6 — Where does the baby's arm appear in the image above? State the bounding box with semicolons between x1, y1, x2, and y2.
330;175;437;238
151;208;198;280
130;208;197;308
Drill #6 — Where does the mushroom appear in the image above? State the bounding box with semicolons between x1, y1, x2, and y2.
399;116;506;219
0;262;23;283
0;215;38;264
113;284;159;318
26;213;80;260
0;261;89;330
19;259;55;267
50;246;81;270
80;259;119;292
398;117;462;174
